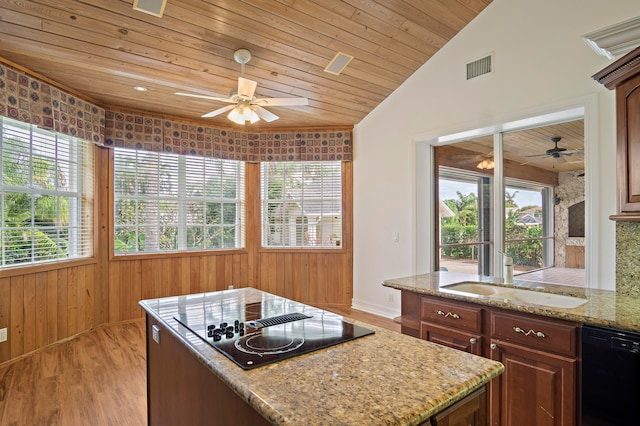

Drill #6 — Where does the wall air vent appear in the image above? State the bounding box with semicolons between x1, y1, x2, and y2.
324;52;354;75
466;53;494;80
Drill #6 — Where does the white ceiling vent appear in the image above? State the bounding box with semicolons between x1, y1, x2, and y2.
133;0;167;17
466;53;493;80
324;52;354;75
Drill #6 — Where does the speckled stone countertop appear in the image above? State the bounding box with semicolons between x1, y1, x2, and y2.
382;271;640;332
140;288;504;426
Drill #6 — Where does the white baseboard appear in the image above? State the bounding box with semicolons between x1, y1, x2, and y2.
351;298;400;319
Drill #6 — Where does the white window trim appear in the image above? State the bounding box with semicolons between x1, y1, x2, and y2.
414;96;600;288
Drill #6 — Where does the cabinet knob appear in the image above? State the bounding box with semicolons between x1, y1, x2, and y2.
490;343;498;350
469;338;477;344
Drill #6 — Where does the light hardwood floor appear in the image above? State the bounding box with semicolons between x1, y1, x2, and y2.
0;305;399;425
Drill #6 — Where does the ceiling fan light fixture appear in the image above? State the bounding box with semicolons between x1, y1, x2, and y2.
477;159;495;170
228;107;245;125
242;106;260;124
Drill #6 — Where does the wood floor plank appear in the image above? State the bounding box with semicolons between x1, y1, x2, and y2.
0;305;398;424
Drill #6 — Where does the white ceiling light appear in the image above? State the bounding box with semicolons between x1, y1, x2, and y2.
228;105;260;125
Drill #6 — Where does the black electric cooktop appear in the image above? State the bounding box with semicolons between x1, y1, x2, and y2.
173;291;374;370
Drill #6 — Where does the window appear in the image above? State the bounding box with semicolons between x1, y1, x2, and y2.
261;161;342;248
0;117;94;268
113;148;245;254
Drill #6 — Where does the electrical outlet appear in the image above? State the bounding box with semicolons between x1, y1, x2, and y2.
388;293;394;303
0;328;7;343
151;325;161;344
228;285;234;290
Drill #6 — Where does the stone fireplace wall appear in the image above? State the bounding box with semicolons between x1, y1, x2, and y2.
554;172;585;267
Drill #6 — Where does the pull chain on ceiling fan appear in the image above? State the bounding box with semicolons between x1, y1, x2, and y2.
175;49;309;125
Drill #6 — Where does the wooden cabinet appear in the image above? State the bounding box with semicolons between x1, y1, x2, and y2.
408;294;580;426
488;311;578;426
565;246;585;269
420;296;483;355
431;387;487;426
593;46;640;220
145;317;270;426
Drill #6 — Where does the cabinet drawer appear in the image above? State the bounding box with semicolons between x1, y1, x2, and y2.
421;322;482;355
421;297;482;332
490;311;578;356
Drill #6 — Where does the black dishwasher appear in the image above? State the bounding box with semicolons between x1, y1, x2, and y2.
582;325;640;425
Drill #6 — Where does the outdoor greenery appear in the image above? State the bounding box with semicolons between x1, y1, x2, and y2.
2;137;70;265
113;149;243;253
441;190;543;268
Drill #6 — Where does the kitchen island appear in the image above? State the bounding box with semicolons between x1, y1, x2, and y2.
139;288;504;425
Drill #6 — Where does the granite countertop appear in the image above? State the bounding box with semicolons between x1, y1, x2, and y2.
140;288;504;426
382;271;640;332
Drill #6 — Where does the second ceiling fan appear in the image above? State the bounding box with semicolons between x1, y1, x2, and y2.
176;49;308;124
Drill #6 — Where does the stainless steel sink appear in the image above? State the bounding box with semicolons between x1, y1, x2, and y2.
440;282;588;309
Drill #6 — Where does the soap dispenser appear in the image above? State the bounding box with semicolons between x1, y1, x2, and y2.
503;254;514;284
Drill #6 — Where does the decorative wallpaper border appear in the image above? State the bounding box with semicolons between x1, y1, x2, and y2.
0;62;352;162
104;111;352;162
0;63;105;145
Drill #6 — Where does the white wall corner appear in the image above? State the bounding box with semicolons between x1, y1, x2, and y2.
351;297;401;319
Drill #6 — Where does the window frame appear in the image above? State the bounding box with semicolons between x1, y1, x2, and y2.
259;160;344;251
0;117;95;271
110;148;246;258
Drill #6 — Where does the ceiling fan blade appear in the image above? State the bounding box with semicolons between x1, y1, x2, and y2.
175;92;232;102
201;105;235;118
253;97;309;107
561;149;584;155
238;77;257;99
253;105;279;122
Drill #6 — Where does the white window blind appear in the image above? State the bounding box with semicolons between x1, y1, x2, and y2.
261;161;342;248
0;117;94;267
113;148;245;254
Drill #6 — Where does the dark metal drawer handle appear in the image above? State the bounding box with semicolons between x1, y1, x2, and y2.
513;326;545;338
437;310;460;319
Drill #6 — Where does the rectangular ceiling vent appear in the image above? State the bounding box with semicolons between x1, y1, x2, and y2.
324;52;354;75
466;53;493;80
133;0;167;17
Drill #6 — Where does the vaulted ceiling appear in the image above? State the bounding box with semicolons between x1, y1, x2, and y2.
0;0;492;129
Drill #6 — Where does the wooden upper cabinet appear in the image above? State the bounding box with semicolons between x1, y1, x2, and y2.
593;46;640;220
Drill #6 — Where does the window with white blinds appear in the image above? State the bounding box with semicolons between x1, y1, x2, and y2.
0;117;94;268
113;148;245;254
261;161;342;248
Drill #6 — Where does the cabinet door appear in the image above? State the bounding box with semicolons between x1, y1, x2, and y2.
431;386;487;426
488;339;576;426
146;317;269;426
421;321;482;355
616;73;640;213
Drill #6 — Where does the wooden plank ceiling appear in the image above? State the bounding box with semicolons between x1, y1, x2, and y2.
443;119;585;174
0;0;492;129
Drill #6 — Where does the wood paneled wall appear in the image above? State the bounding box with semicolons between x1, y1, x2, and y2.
0;149;353;365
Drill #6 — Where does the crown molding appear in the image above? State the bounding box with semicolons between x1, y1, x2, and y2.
583;16;640;60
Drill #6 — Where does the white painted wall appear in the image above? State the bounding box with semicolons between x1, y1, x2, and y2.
353;0;640;317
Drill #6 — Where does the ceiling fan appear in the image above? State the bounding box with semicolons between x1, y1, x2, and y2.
522;136;583;165
175;49;308;124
